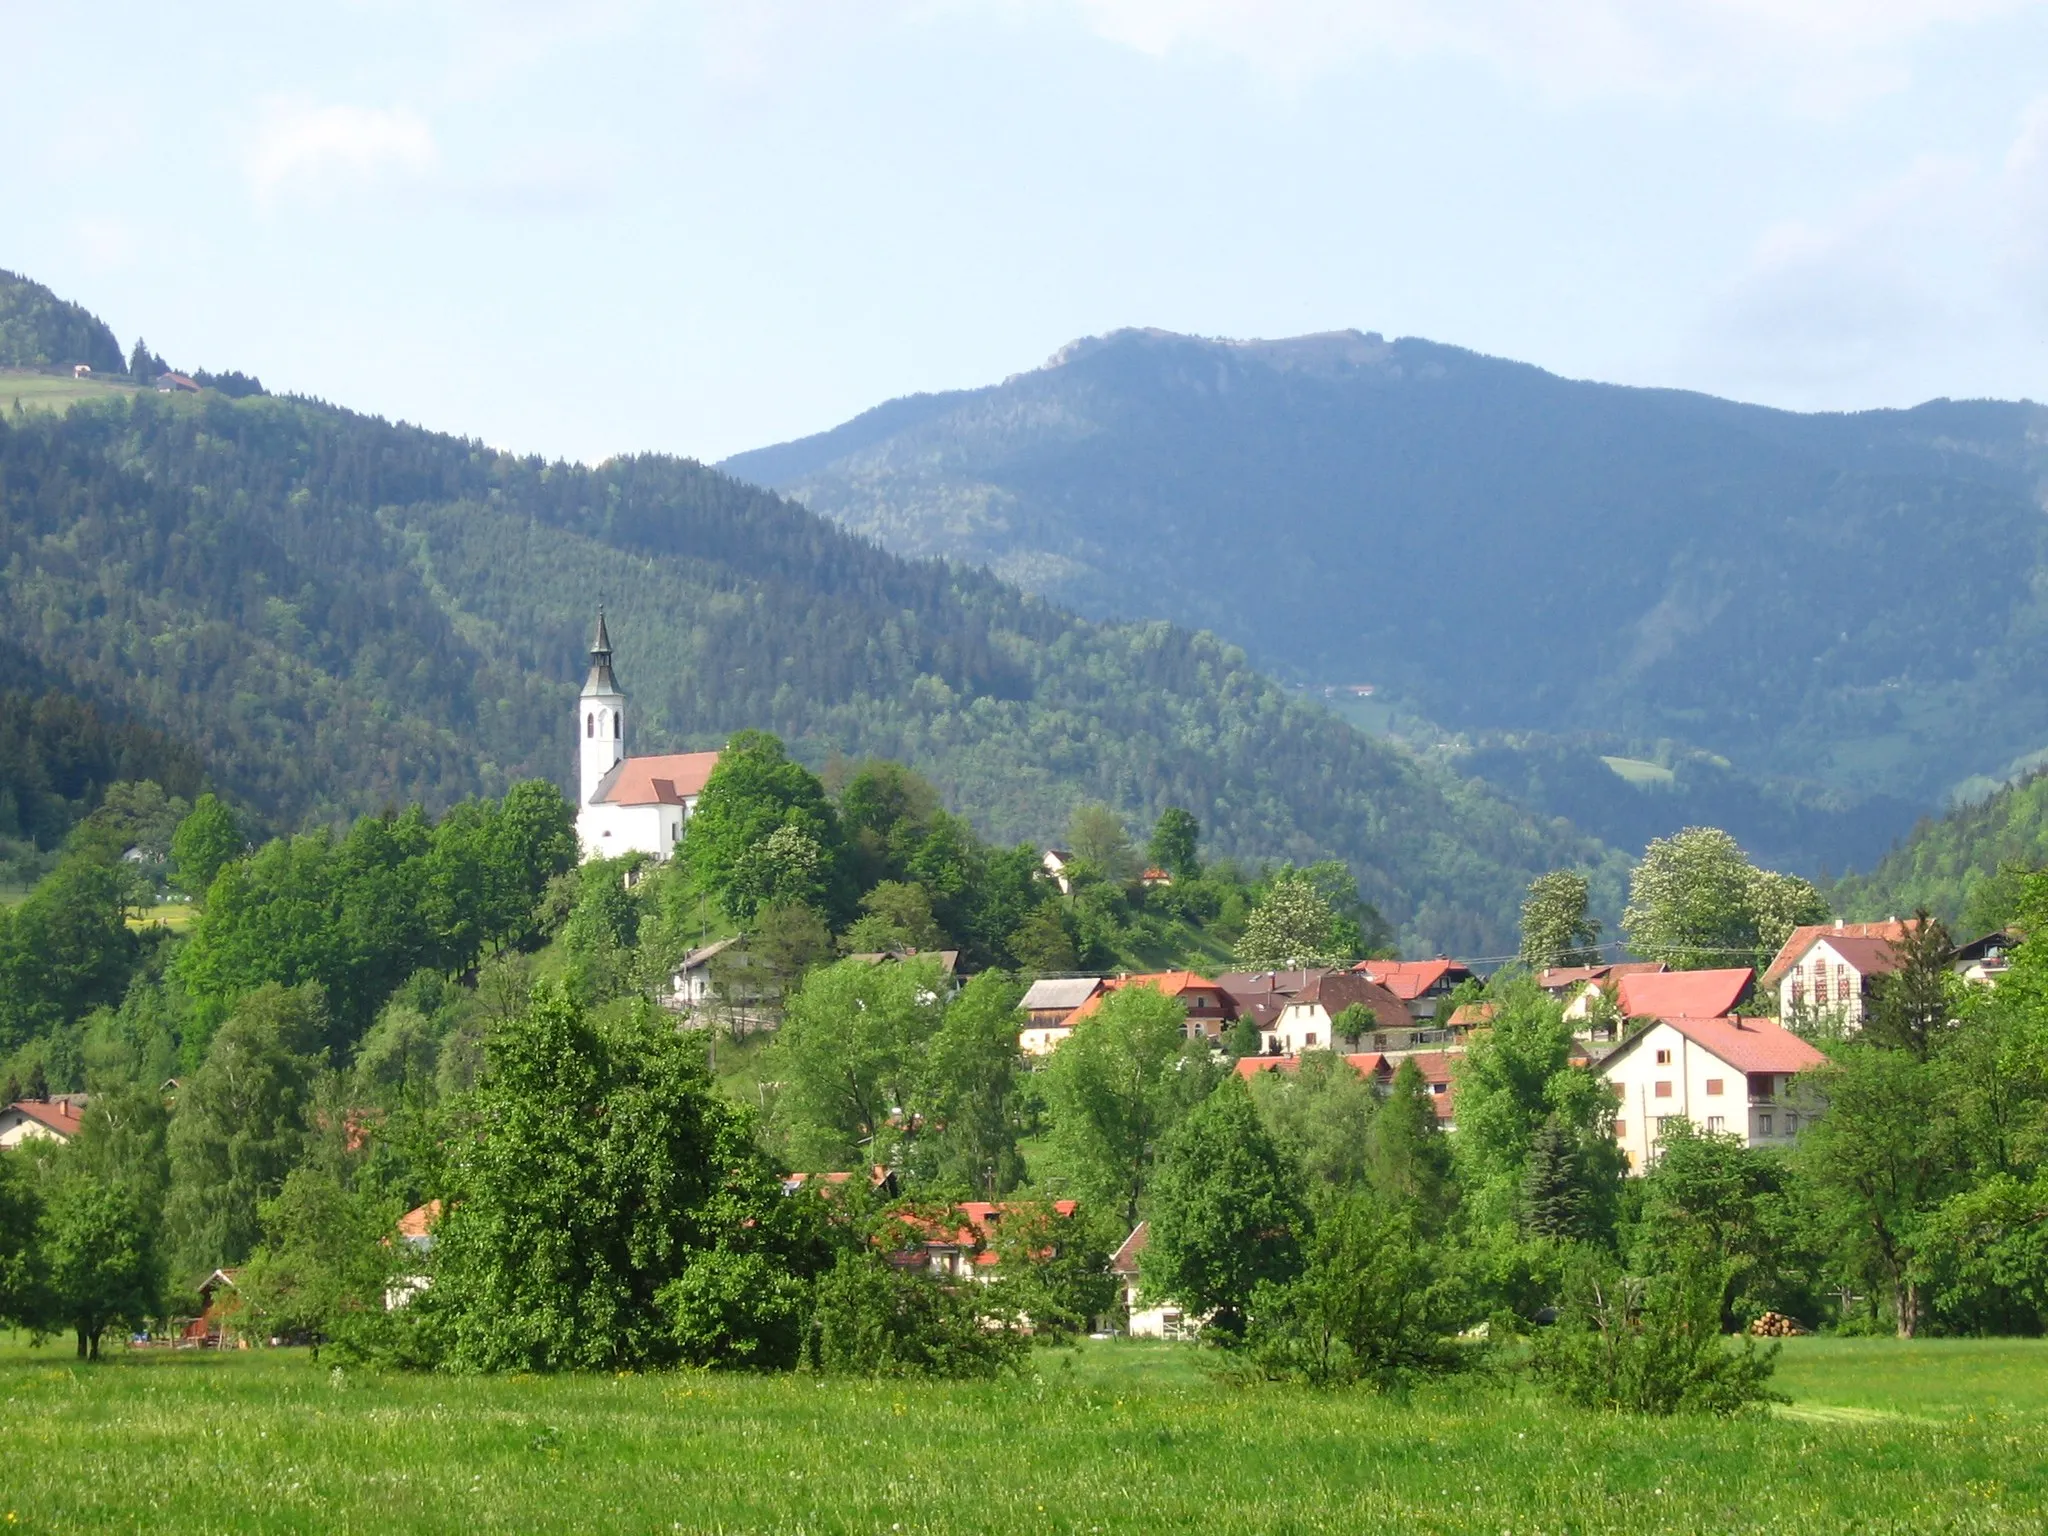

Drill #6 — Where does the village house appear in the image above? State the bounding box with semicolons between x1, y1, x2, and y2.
887;1200;1079;1285
1352;957;1475;1020
1762;919;1923;1029
1233;1048;1458;1126
1954;930;2014;987
1600;1014;1826;1172
1040;849;1076;894
1110;1221;1196;1339
0;1096;84;1148
1017;976;1109;1056
1257;970;1409;1055
574;612;722;863
1560;966;1753;1034
1066;971;1236;1043
1538;961;1666;1002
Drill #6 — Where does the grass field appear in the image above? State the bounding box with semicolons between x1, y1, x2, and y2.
0;369;140;416
1599;755;1677;787
125;900;196;933
1;1335;2043;1533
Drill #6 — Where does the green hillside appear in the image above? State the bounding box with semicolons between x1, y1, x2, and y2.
0;269;125;373
1833;769;2048;934
0;363;1617;953
724;327;2048;875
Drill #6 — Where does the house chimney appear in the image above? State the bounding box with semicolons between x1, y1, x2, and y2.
1835;918;1844;931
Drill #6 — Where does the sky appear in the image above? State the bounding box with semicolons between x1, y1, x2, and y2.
6;0;2048;464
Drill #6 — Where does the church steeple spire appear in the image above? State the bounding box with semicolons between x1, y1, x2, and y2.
582;607;620;696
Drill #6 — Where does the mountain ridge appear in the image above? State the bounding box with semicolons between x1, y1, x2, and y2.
721;325;2048;876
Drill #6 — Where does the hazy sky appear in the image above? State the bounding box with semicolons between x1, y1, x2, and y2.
7;1;2047;462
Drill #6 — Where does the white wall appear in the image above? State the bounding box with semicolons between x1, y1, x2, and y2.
1602;1021;1814;1173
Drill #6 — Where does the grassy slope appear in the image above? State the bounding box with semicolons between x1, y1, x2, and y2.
0;369;139;415
1;1336;2042;1533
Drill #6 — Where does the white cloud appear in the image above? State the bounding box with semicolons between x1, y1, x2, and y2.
1685;99;2048;405
1006;0;2040;103
246;101;438;201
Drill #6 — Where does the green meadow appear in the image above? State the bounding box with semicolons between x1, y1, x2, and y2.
0;369;140;416
2;1336;2043;1534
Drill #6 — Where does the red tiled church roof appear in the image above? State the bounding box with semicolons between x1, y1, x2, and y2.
591;751;722;807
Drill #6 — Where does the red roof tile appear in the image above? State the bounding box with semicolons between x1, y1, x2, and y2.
1762;920;1916;988
1352;958;1470;999
1615;968;1753;1021
1611;1015;1826;1076
1070;970;1228;1022
4;1100;83;1139
591;751;722;807
397;1200;442;1239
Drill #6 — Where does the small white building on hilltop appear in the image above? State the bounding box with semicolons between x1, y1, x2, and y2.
574;612;721;863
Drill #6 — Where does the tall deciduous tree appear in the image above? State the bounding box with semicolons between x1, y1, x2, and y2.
917;972;1027;1196
165;983;327;1273
171;793;243;901
1041;983;1201;1228
1147;808;1201;881
1067;803;1142;884
1366;1057;1455;1221
1248;1050;1380;1193
771;956;949;1169
1234;869;1344;970
422;986;797;1372
0;1152;43;1330
1519;871;1602;970
687;731;848;923
1621;828;1825;971
41;1176;161;1360
1795;1045;1959;1337
1143;1077;1305;1334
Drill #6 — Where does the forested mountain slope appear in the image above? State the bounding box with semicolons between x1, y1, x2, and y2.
1832;768;2048;935
0;269;124;373
724;328;2048;874
0;372;1615;954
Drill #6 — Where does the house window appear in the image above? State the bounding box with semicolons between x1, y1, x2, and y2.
1784;1113;1799;1134
1655;1048;1672;1065
1612;1119;1626;1137
1757;1113;1773;1136
1706;1115;1725;1132
1789;977;1804;1007
1304;1032;1317;1048
613;712;621;740
1611;1081;1626;1100
1813;965;1829;1005
1836;964;1851;1000
1705;1078;1724;1096
586;712;594;738
1654;1080;1673;1098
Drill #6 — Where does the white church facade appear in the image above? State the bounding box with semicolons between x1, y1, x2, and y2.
575;612;721;862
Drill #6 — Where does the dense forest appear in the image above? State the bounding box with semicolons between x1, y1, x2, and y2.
1832;768;2048;935
0;326;1617;952
725;326;2048;875
0;270;124;373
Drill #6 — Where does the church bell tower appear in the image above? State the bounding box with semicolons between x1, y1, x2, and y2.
578;609;626;804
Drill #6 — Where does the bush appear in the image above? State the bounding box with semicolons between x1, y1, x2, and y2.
660;1249;810;1371
809;1251;1026;1378
1245;1192;1470;1388
1530;1252;1784;1415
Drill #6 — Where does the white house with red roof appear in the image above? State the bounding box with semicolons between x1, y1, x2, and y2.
1600;1015;1825;1171
574;612;721;862
1763;919;1919;1030
0;1097;84;1148
1351;958;1474;1019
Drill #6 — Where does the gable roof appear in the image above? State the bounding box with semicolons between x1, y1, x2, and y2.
397;1200;442;1239
1762;919;1915;987
590;750;723;807
1282;971;1410;1032
1615;967;1753;1021
1019;976;1107;1012
2;1100;83;1139
1352;958;1471;998
1233;1050;1388;1082
1537;961;1665;991
1606;1015;1826;1077
1070;970;1225;1021
1110;1221;1149;1276
1810;934;1903;977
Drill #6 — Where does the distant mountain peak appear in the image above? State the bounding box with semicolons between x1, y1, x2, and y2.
1033;326;1398;380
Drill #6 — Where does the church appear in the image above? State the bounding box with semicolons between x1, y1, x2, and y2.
574;612;721;862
